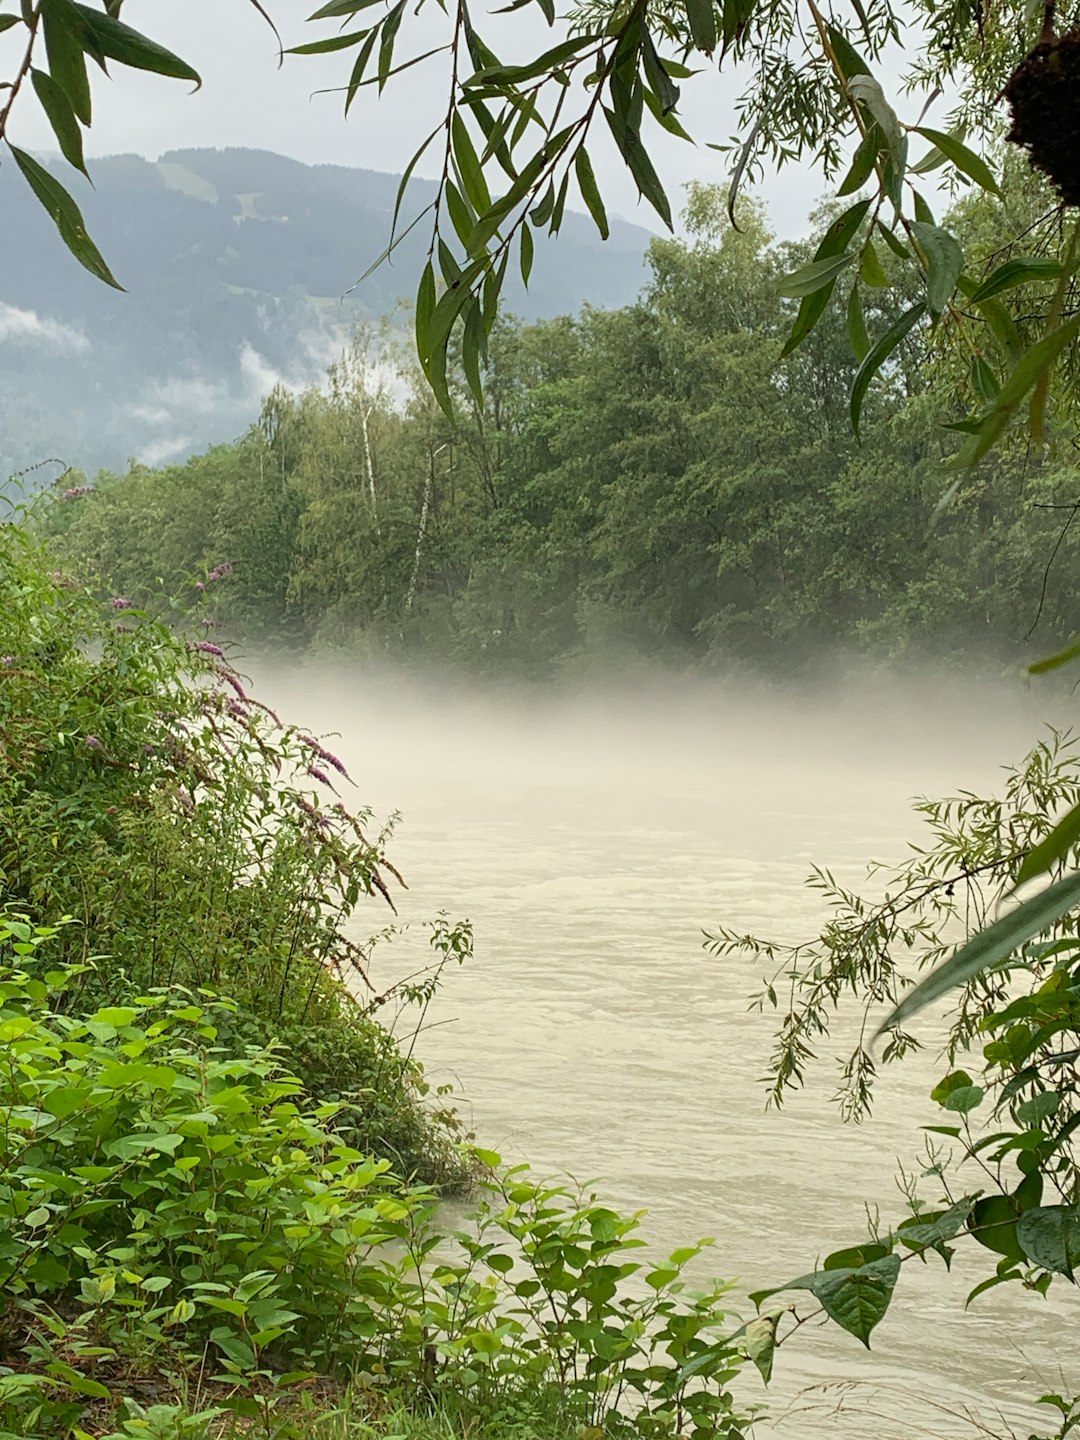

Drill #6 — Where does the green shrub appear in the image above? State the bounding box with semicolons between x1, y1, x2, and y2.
0;918;752;1440
0;523;466;1185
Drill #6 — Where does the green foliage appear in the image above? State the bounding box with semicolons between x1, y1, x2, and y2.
47;185;1080;675
710;729;1080;1365
0;920;752;1439
0;521;467;1186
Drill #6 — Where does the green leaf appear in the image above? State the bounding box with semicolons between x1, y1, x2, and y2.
1017;1205;1080;1277
72;4;200;84
452;110;492;215
9;146;122;289
603;103;672;229
876;220;910;259
970;256;1066;303
967;1195;1024;1260
518;223;534;287
42;0;92;125
837;124;880;196
931;1070;974;1105
850;302;926;437
684;0;717;53
31;69;88;175
778;252;855;299
943;1084;984;1114
1015;801;1080;887
970;355;999;402
779;200;871;358
822;1242;890;1270
0;15;20;31
878;867;1080;1035
913;127;1004;201
898;1197;978;1256
909;221;962;315
847;74;905;202
951;313;1080;468
286;28;370;54
858;240;889;288
740;1313;776;1383
811;1256;901;1346
1030;635;1080;676
574;148;609;241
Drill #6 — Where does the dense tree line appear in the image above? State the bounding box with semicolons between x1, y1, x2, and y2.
46;181;1080;676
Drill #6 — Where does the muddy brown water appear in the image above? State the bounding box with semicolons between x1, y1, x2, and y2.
267;665;1080;1438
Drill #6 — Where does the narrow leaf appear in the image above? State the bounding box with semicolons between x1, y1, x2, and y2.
777;252;855;299
10;146;122;288
971;257;1066;304
850;302;926;437
913;127;1004;201
31;68;87;175
574;147;608;240
878;868;1080;1035
72;4;201;84
909;221;963;315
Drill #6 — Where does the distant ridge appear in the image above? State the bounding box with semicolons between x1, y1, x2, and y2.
0;146;652;480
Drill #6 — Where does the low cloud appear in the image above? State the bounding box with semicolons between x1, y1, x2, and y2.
136;435;194;467
0;302;89;354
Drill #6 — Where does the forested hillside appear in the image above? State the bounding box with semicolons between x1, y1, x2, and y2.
0;146;650;480
48;179;1080;675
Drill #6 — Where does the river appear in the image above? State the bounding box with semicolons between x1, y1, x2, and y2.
270;663;1078;1439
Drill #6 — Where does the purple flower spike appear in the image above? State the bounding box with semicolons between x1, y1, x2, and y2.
192;641;225;658
61;485;93;501
306;765;336;790
85;735;103;752
111;596;132;611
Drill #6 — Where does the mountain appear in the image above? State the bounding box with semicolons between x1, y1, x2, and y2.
0;147;652;482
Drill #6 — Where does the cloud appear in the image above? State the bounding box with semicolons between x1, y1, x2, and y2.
127;404;173;426
0;302;90;353
136;435;194;467
147;375;223;414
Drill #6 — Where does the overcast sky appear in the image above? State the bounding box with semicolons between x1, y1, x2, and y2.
3;0;848;240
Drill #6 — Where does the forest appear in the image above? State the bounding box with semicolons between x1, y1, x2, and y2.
45;174;1080;677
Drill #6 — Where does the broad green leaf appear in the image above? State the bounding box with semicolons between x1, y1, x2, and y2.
31;69;87;175
967;1195;1024;1260
878;868;1080;1035
777;252;855;298
826;25;871;80
943;1083;984;1114
73;4;201;84
9;146;122;289
779;199;870;358
847;74;905;202
1015;800;1080;887
822;1242;890;1270
913;127;1004;201
897;1196;978;1257
740;1313;776;1383
684;0;717;53
574;148;609;241
850;301;926;437
858;240;888;287
0;15;20;31
811;1256;900;1346
42;0;92;125
1017;1205;1080;1277
970;257;1066;304
837;124;880;196
931;1069;974;1104
909;221;962;315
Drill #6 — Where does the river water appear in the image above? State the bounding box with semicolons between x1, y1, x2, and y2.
271;665;1078;1439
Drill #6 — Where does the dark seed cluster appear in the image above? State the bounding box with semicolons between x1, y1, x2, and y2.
1005;27;1080;206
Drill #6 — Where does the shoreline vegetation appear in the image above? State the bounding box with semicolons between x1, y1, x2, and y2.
0;523;757;1440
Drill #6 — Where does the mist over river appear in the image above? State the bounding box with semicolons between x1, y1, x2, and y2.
266;663;1079;1438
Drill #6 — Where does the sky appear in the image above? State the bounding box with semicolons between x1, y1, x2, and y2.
3;0;840;240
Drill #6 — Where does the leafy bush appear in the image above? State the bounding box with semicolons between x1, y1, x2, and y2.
0;918;752;1440
0;522;466;1185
